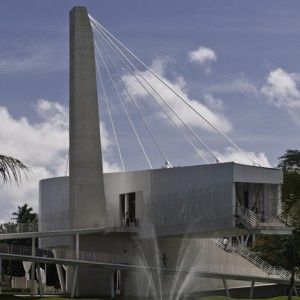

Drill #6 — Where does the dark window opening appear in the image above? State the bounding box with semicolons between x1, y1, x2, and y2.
120;192;138;227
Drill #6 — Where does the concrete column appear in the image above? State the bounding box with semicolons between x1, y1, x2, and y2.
75;234;80;297
36;263;43;297
69;6;107;230
293;285;298;296
56;264;66;294
0;258;2;293
116;270;121;294
249;281;255;298
71;265;78;299
110;270;115;298
222;279;230;298
63;265;69;292
30;237;36;297
75;233;80;260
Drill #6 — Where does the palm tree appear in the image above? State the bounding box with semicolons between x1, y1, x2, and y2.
0;155;28;184
11;203;37;224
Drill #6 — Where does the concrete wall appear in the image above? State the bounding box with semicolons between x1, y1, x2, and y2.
233;164;282;184
39;163;283;241
39;176;71;248
122;237;273;297
104;163;235;236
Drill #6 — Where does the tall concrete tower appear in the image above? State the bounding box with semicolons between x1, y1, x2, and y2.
69;6;106;228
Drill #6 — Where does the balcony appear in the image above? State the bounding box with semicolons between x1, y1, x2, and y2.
235;204;293;235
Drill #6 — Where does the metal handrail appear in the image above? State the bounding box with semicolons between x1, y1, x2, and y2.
236;205;258;227
212;238;292;280
0;244;52;257
0;245;268;278
276;206;292;226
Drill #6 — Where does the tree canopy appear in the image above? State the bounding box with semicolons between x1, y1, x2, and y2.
278;149;300;170
11;203;37;224
0;154;28;184
252;149;300;270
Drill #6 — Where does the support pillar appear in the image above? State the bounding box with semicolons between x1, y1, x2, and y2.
36;263;43;297
244;234;250;246
63;265;69;292
249;281;255;298
111;270;115;298
75;233;80;297
0;258;2;293
30;237;35;297
71;265;78;299
293;285;298;296
222;279;230;298
75;233;80;260
56;264;66;294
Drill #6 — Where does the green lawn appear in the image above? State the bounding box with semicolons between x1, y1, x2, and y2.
0;295;299;300
200;297;300;300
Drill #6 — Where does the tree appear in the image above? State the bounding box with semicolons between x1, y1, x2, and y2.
278;149;300;170
0;204;38;285
0;154;28;184
11;203;37;224
251;149;300;298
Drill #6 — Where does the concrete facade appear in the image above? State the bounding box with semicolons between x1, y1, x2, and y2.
40;162;284;246
69;6;106;229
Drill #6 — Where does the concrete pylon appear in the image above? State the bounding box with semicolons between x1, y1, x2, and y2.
69;6;106;228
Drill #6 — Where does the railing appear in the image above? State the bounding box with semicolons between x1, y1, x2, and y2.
0;244;52;258
276;206;292;226
0;280;7;288
0;244;271;279
0;223;39;234
65;249;135;265
236;205;259;228
212;238;292;280
0;221;140;235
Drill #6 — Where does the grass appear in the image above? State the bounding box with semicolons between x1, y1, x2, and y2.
200;297;300;300
0;295;300;300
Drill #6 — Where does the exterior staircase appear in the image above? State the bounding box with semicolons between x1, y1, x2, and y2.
212;238;292;280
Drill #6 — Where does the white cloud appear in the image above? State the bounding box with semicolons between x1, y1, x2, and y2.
188;46;217;73
215;147;270;167
203;94;224;112
0;44;66;73
122;59;232;133
188;46;217;64
261;68;300;125
206;78;259;98
0;100;118;223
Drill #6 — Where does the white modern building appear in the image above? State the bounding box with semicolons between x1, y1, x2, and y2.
39;6;291;298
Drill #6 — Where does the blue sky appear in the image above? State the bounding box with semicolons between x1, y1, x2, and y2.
0;0;300;220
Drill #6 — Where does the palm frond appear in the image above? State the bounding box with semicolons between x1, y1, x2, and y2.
0;155;28;184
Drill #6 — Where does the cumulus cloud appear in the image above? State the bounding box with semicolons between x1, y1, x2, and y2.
261;68;300;125
188;46;217;73
0;100;118;222
215;147;271;167
122;59;232;133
